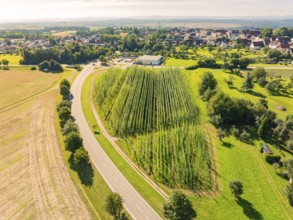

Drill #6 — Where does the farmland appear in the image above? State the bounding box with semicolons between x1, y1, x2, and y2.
94;67;214;190
0;68;60;109
0;89;91;219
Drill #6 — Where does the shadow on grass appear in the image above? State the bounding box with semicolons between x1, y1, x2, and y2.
69;154;94;186
222;141;233;148
247;90;266;98
236;197;263;220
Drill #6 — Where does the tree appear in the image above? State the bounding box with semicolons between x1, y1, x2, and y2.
261;28;273;38
221;62;231;72
285;183;293;207
62;120;79;135
99;55;106;64
64;132;83;152
49;59;63;72
257;117;269;138
60;84;70;99
239;58;250;69
199;72;217;96
229;180;243;198
266;80;282;95
104;192;123;219
57;100;72;111
60;79;71;89
267;49;281;60
58;107;71;124
73;147;90;166
241;72;254;92
163;190;196;220
217;128;227;141
2;59;9;66
252;67;267;82
240;130;250;142
39;60;50;71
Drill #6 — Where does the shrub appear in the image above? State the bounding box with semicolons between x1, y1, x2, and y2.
31;66;37;70
265;155;281;164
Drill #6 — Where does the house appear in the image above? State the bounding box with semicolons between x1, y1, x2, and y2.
250;41;265;50
277;43;290;52
262;144;273;155
269;41;280;49
135;55;164;65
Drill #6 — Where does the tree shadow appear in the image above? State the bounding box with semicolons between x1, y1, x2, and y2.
236;197;263;220
69;154;94;186
222;141;233;148
247;90;266;98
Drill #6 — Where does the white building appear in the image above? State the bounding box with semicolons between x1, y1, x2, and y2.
136;55;164;65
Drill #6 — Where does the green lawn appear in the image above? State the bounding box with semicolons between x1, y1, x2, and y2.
185;68;292;119
81;71;166;217
0;54;22;65
164;58;196;67
185;68;293;219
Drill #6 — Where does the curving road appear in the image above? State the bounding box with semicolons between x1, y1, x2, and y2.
71;64;162;220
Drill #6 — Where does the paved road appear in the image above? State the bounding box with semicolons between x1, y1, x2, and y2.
71;64;162;220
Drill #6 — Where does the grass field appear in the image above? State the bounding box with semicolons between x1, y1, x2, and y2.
0;69;60;109
164;58;197;67
184;68;293;219
0;54;22;65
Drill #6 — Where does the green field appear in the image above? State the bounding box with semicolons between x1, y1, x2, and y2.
164;58;197;67
0;54;22;65
82;72;166;217
94;67;213;190
184;68;293;219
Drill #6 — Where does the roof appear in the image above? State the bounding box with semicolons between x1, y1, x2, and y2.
137;55;163;61
252;41;265;47
262;144;273;154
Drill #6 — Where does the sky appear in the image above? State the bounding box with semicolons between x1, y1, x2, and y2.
1;0;293;21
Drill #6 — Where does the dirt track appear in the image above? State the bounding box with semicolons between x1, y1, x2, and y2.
0;91;91;219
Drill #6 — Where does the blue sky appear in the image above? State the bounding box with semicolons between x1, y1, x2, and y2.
1;0;293;20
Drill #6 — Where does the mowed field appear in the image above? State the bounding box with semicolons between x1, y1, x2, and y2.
0;69;60;109
0;70;91;219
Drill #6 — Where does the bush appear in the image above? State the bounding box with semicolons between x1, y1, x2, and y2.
265;155;281;164
31;66;37;70
60;84;70;99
